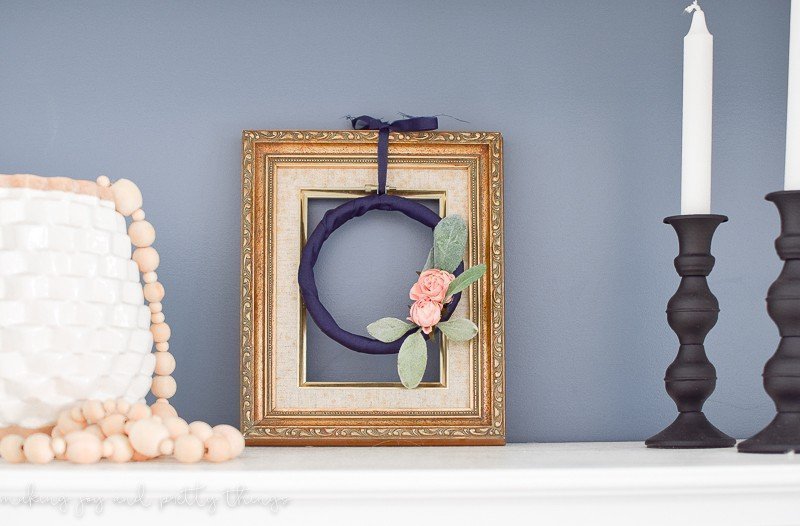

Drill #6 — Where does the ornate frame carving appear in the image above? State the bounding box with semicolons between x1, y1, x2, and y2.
241;130;505;445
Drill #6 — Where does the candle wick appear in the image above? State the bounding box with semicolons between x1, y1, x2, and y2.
684;1;702;14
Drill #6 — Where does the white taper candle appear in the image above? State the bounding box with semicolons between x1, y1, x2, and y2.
786;0;800;190
681;1;713;214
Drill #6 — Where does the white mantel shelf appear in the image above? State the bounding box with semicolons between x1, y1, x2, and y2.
1;441;799;524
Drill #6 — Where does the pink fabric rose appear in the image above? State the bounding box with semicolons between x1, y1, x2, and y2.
410;269;456;304
408;297;442;334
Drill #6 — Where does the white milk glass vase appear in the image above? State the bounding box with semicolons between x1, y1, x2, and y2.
0;175;155;436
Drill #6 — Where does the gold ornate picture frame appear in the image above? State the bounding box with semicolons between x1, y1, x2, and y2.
241;130;505;445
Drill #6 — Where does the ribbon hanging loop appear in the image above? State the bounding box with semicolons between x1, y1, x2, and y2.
350;115;438;194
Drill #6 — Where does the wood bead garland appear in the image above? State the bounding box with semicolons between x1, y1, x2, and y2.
0;398;244;465
107;176;175;411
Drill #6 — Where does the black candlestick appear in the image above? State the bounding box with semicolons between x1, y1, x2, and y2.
646;214;735;449
739;191;800;453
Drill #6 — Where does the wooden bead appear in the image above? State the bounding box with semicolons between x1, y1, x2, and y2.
151;375;177;398
128;417;170;457
111;178;143;216
161;416;189;439
65;432;103;464
84;424;105;440
150;399;178;418
0;435;26;463
151;312;165;324
51;437;66;456
132;247;159;273
173;434;204;463
131;209;145;221
151;322;171;343
22;433;55;464
212;425;245;458
82;400;106;424
127;402;152;421
155;342;169;352
103;399;117;414
143;271;158;284
154;352;176;375
115;399;131;415
70;406;86;423
144;282;165;303
204;435;232;462
159;439;174;456
149;302;163;313
96;175;111;187
103;435;134;463
188;421;213;442
128;220;155;248
57;411;84;434
100;413;127;437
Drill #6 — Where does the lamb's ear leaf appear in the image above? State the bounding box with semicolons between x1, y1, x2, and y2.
433;215;467;273
397;331;427;389
422;248;434;271
446;264;487;296
367;318;416;343
437;319;479;341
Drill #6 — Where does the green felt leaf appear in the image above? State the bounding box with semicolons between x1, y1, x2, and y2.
447;264;487;296
437;319;479;341
422;248;434;271
433;215;467;273
367;317;417;343
397;331;427;389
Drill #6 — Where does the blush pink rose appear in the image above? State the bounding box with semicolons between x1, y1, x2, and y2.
408;297;443;334
410;269;456;304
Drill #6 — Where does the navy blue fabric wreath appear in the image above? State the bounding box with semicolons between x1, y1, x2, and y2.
298;193;463;355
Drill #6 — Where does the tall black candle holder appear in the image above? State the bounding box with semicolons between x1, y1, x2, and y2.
646;214;735;449
739;191;800;453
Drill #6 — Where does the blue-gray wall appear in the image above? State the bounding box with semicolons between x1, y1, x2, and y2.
0;0;791;442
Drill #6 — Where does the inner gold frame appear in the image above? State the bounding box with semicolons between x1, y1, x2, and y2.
299;188;450;388
241;130;505;446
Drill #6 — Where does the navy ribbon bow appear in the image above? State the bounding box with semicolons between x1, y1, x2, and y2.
350;115;438;194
